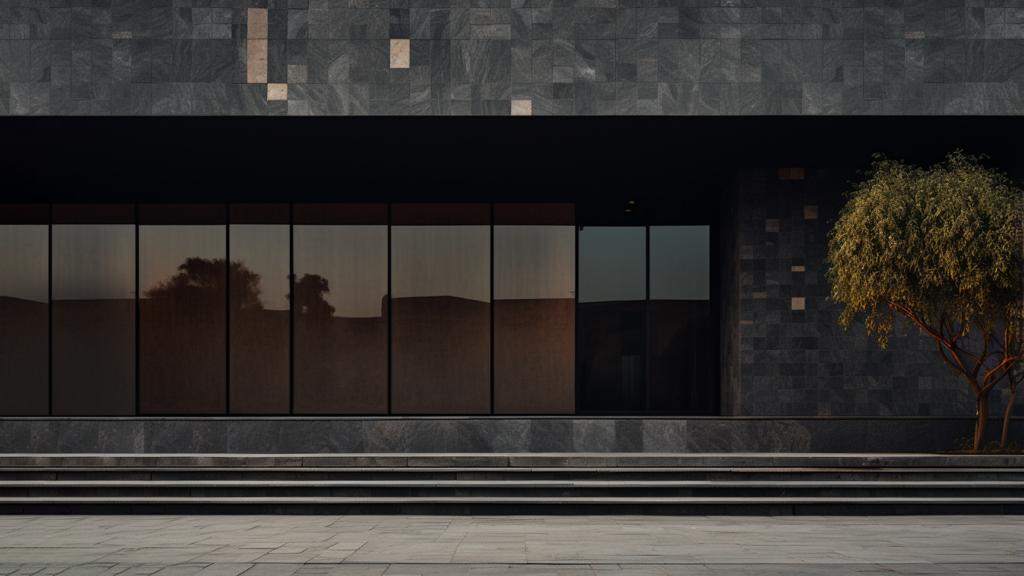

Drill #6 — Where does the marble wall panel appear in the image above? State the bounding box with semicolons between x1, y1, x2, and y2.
2;2;1022;114
0;417;1015;453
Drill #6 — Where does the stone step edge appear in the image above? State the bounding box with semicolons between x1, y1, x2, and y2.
3;454;1023;468
2;480;1022;488
1;496;1021;504
3;467;1023;474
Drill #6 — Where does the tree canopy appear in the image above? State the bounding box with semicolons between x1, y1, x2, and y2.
825;150;1023;450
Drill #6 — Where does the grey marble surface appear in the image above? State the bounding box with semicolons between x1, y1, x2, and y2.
0;515;1020;572
3;1;1024;115
0;416;1017;453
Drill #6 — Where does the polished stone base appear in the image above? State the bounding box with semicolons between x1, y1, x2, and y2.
1;417;1020;454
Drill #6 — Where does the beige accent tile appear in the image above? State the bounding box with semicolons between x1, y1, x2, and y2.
511;100;532;115
740;320;754;325
247;39;268;84
791;265;806;272
112;31;132;39
268;83;288;101
804;205;818;219
905;31;925;38
791;297;805;311
288;64;308;84
390;39;410;68
248;8;268;39
753;292;766;299
765;219;779;232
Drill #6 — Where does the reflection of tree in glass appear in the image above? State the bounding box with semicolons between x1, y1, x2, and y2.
144;257;262;314
288;274;335;323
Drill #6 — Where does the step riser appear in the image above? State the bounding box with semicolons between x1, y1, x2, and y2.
1;488;1021;498
1;503;1020;515
2;471;1022;481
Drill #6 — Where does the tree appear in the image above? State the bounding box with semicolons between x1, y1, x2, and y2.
825;151;1023;451
288;273;335;322
144;257;264;314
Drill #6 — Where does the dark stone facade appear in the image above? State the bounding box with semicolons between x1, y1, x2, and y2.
0;416;1017;452
724;166;1024;420
3;1;1024;115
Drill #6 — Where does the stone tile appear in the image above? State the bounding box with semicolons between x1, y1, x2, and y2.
391;38;410;68
268;82;288;99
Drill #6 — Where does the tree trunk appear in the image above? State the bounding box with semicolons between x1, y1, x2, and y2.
975;391;991;452
1002;386;1016;450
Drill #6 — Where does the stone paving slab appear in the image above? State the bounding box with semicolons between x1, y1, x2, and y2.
0;516;1021;575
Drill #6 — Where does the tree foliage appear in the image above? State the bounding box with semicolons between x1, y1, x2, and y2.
825;150;1024;450
144;257;263;314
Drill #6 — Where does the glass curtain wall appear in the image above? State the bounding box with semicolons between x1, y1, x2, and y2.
228;224;290;414
139;225;227;414
292;225;388;414
493;225;575;414
51;225;136;415
391;224;491;414
649;226;713;413
577;227;647;412
0;225;49;415
0;204;713;417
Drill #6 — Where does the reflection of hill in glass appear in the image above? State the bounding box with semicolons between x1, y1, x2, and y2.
391;295;491;414
140;257;228;414
0;296;48;415
52;298;135;415
294;294;388;414
494;298;575;414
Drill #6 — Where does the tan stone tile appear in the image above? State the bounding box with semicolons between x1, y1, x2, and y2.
791;297;805;310
391;39;410;68
791;265;805;272
268;83;288;100
753;292;766;298
112;31;131;39
248;8;268;39
247;39;268;83
511;100;532;115
804;205;817;219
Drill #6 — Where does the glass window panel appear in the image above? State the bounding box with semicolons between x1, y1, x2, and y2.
577;226;646;412
229;225;290;414
139;226;226;414
577;226;646;303
0;225;48;415
52;225;136;415
391;226;490;414
493;226;575;414
650;226;710;300
292;226;388;414
649;226;714;413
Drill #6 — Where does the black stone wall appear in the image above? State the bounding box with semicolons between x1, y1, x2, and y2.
725;166;1024;420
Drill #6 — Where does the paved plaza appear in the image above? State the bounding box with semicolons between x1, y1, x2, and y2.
0;515;1020;576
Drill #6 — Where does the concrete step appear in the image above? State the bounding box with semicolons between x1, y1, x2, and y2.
2;454;1020;514
3;453;1024;468
2;479;1021;487
0;495;1020;515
